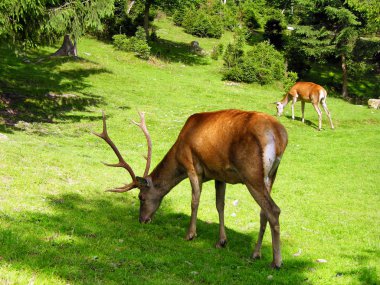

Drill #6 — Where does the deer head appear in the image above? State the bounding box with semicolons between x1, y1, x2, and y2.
93;111;160;223
276;102;284;116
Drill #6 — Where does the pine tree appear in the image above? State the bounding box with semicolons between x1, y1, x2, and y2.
0;0;114;54
285;0;379;98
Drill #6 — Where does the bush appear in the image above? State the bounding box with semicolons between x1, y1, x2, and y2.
182;8;223;38
172;8;186;26
97;0;152;40
283;71;298;91
112;27;150;60
222;29;246;66
223;41;289;85
241;1;266;31
210;43;224;60
222;42;243;68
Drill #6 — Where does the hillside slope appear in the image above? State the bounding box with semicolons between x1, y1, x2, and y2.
0;16;379;285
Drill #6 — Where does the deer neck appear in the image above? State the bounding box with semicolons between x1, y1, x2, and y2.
149;145;186;196
280;94;290;106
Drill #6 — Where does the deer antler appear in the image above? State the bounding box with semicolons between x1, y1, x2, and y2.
131;111;152;177
93;111;152;192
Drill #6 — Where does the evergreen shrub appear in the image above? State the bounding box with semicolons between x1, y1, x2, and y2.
182;8;223;38
223;41;290;85
112;27;150;59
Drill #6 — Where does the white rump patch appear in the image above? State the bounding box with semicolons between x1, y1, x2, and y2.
319;89;326;100
263;135;276;188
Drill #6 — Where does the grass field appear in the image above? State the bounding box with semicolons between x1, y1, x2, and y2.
0;16;379;284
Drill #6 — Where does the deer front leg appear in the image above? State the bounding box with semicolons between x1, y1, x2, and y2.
185;171;202;241
301;101;305;123
215;180;227;248
291;97;297;120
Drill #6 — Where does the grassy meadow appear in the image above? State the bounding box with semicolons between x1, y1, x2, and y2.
0;16;379;284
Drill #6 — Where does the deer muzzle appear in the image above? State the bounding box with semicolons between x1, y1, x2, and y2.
139;216;152;224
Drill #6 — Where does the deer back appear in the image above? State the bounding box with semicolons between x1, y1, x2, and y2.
289;82;327;103
169;109;288;185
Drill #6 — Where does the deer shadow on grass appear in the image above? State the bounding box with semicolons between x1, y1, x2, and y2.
0;46;109;129
284;115;319;130
0;193;315;284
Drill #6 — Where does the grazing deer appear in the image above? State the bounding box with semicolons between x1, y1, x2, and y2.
276;82;334;130
93;109;288;268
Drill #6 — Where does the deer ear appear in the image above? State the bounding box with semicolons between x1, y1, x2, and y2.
136;176;150;189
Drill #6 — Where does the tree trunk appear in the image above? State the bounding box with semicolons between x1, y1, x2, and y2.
51;35;77;57
143;1;151;40
341;53;349;99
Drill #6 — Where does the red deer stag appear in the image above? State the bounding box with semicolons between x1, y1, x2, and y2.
94;109;288;268
276;82;334;130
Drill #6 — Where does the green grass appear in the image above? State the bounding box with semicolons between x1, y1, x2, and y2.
0;16;379;284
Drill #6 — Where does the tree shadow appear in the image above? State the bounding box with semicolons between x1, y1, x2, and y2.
0;46;110;128
303;63;380;104
339;249;380;285
0;193;314;284
149;38;210;65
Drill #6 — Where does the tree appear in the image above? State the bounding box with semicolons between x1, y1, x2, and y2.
0;0;114;54
284;0;379;98
127;0;182;40
285;25;333;76
325;6;360;98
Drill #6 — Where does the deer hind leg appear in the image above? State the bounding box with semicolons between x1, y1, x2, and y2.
185;170;202;241
252;209;268;259
246;182;282;268
215;180;227;248
321;99;334;129
312;103;323;130
252;157;280;260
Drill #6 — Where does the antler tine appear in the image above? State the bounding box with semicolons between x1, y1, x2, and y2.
105;182;137;193
93;111;137;182
131;111;152;177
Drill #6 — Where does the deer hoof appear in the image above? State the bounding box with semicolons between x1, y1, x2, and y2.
185;232;197;241
270;261;283;270
252;252;262;260
215;239;227;248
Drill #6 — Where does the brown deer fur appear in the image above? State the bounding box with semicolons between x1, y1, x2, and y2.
95;109;288;268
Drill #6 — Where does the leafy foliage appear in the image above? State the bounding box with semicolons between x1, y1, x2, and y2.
283;0;379;98
223;41;289;85
285;25;333;76
112;27;151;59
96;0;146;40
182;6;224;38
0;0;114;47
210;43;224;60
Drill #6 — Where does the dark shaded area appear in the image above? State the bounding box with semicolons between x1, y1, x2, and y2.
340;249;380;285
0;46;109;127
149;38;209;65
303;63;380;104
284;115;319;130
0;193;315;284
